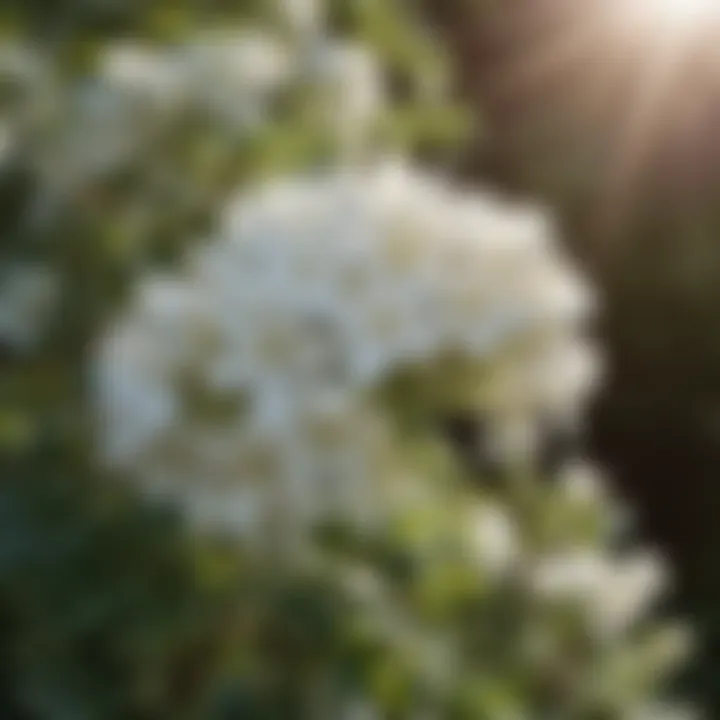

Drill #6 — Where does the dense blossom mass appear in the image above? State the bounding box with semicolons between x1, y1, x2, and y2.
95;161;599;547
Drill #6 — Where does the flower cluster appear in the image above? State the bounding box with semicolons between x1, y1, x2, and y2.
25;17;384;198
95;161;598;548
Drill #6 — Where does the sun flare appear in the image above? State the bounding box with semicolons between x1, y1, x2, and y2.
607;0;720;46
647;0;720;27
485;0;720;231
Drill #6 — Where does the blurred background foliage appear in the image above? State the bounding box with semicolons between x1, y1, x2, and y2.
0;0;713;716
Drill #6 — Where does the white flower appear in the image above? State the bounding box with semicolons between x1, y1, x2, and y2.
631;704;696;720
593;552;668;637
340;565;385;603
558;460;605;505
0;41;52;131
308;41;384;155
0;121;17;169
468;503;520;575
277;0;324;38
181;29;292;127
0;41;47;84
0;264;59;350
93;325;179;463
99;43;186;111
486;414;540;468
533;549;605;600
340;698;382;720
529;337;602;423
557;460;633;540
40;82;154;188
533;549;668;638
